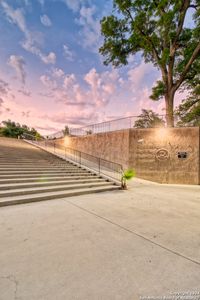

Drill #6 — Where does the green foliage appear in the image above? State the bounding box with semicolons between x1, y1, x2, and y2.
99;0;200;126
100;0;199;68
150;80;166;101
121;168;136;189
123;169;136;180
63;125;70;136
175;85;200;126
134;109;165;128
0;120;42;139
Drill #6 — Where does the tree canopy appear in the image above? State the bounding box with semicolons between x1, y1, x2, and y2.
175;85;200;126
62;125;70;136
99;0;200;127
0;120;43;139
134;109;165;128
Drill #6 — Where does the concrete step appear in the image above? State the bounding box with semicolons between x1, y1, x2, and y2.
0;160;58;163
0;173;98;184
0;138;119;205
0;159;54;161
0;169;88;178
0;172;92;179
0;155;50;163
0;174;97;184
0;169;89;174
0;159;51;162
0;161;51;164
0;182;112;197
0;163;53;166
0;185;119;207
0;157;53;160
0;167;83;171
0;165;78;170
4;156;59;158
0;165;75;168
0;162;79;166
0;162;56;169
0;162;67;166
0;178;106;190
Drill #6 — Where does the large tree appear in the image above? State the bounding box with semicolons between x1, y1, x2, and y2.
99;0;200;127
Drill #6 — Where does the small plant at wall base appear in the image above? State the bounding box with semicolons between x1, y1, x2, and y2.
121;169;136;190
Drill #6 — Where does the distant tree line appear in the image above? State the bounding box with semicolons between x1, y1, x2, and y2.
0;120;43;139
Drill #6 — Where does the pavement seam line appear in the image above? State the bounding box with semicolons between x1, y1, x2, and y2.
66;199;200;267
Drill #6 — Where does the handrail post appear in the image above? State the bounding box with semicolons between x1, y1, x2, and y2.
98;158;100;175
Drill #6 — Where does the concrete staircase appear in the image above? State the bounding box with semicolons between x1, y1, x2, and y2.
0;138;119;206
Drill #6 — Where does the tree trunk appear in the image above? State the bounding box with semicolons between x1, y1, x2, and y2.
165;91;175;127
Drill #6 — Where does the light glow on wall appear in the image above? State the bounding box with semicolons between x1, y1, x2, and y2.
64;137;71;147
155;128;169;140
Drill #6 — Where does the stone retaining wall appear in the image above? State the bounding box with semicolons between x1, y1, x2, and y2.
56;127;200;185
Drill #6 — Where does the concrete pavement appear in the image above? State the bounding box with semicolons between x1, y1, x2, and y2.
0;178;200;299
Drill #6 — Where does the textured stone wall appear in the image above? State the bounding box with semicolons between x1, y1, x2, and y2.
129;127;200;184
59;130;130;168
57;127;200;185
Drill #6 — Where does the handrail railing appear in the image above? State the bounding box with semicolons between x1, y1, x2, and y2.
23;135;123;184
48;114;170;138
21;132;45;141
47;114;200;139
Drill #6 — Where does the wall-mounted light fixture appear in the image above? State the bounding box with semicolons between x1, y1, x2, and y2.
137;139;144;143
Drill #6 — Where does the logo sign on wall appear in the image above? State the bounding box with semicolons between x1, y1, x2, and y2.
155;148;170;161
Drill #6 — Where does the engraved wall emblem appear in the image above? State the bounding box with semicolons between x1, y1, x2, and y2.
155;148;170;161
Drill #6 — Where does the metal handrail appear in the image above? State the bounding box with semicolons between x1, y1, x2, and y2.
48;114;200;139
23;136;123;184
21;132;44;141
55;143;120;167
49;114;169;138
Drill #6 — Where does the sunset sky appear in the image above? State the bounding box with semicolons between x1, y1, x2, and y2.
0;0;189;135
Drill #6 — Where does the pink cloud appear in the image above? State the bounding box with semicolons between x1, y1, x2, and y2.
40;67;121;110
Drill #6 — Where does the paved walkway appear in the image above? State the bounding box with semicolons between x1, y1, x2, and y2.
0;179;200;299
